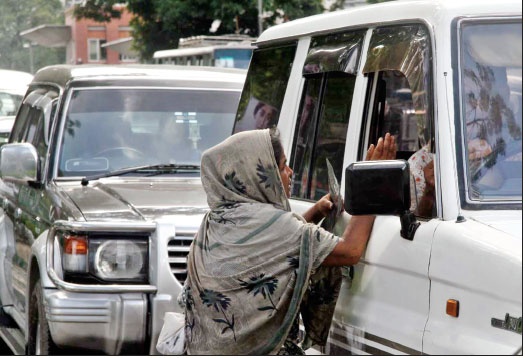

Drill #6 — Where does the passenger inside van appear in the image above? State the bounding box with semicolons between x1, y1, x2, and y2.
410;52;521;209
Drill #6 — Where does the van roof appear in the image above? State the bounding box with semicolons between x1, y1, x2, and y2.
256;0;521;45
31;64;247;89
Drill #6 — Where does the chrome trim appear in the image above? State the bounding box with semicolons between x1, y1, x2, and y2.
46;220;157;293
53;220;156;232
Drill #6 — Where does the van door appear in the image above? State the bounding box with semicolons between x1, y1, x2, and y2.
287;24;438;354
423;18;522;355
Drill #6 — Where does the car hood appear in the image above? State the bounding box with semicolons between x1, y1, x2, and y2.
58;177;209;222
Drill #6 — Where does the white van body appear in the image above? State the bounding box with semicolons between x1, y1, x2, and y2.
233;0;522;354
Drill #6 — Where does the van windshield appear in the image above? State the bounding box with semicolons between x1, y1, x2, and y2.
459;20;522;202
57;88;240;178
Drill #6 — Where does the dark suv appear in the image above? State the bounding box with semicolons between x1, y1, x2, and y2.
0;64;245;354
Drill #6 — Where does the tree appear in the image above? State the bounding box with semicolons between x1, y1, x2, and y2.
74;0;345;61
0;0;64;73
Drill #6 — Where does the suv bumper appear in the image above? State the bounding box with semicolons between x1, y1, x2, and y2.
43;220;189;354
44;289;148;355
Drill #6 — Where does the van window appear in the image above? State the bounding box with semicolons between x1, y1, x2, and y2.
289;31;365;201
304;30;364;75
458;20;522;203
291;73;355;200
233;44;297;133
362;24;434;217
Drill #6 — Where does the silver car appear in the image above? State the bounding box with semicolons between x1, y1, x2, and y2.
0;64;245;354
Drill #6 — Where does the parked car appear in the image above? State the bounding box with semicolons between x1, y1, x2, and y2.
0;116;15;146
0;64;246;354
233;0;522;355
0;69;32;116
0;70;33;146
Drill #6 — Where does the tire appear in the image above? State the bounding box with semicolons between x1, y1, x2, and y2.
27;280;61;355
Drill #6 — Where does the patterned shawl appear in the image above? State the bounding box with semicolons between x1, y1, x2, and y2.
184;129;340;355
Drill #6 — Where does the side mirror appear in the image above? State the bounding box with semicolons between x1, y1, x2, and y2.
345;160;420;240
0;143;40;184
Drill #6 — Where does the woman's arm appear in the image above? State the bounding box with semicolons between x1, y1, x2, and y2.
322;133;397;266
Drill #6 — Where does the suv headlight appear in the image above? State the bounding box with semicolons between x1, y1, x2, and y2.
92;239;147;280
61;233;149;284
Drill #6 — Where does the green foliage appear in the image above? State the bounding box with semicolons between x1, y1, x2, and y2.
73;0;121;22
0;0;64;73
366;0;394;3
73;0;345;61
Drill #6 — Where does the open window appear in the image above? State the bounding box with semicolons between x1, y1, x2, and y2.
290;30;365;201
361;24;435;218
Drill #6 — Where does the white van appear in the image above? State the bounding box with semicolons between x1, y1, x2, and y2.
233;0;522;354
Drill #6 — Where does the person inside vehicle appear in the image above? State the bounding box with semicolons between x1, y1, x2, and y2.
253;101;279;129
409;52;521;212
409;141;435;217
181;129;396;355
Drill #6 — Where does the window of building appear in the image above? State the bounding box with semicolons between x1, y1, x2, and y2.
88;39;107;62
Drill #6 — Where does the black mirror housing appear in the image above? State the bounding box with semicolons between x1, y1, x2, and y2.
345;160;410;216
345;159;420;240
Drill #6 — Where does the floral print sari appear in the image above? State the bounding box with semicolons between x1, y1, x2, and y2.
184;129;340;355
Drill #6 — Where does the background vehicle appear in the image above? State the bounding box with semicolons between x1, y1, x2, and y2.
0;117;15;146
234;0;522;354
0;70;33;145
153;35;254;69
0;64;246;354
0;70;32;116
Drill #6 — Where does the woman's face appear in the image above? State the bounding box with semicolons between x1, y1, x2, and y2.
278;152;293;198
255;104;277;129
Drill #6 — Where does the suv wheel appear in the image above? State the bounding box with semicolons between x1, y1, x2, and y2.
27;280;61;355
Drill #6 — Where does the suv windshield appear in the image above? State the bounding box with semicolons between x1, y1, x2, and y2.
58;87;240;178
459;20;522;202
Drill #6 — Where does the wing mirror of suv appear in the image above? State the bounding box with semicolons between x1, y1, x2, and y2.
344;160;420;240
0;143;40;185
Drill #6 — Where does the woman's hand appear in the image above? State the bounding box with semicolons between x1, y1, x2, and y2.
366;133;397;161
303;193;342;224
316;193;335;218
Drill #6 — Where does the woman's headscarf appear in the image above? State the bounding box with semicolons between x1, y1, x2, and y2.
184;129;340;355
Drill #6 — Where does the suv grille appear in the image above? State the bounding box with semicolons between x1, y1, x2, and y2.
167;233;194;285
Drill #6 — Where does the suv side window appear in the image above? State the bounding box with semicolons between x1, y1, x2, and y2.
12;88;59;167
10;88;46;143
233;44;297;133
290;30;365;200
362;24;434;217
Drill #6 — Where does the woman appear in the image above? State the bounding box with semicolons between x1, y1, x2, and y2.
183;129;396;355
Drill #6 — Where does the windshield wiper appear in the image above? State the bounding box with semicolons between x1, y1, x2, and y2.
80;163;200;186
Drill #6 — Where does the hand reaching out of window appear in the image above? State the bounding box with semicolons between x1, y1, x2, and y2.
366;133;397;161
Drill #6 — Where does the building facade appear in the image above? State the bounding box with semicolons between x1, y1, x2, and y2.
21;3;138;65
